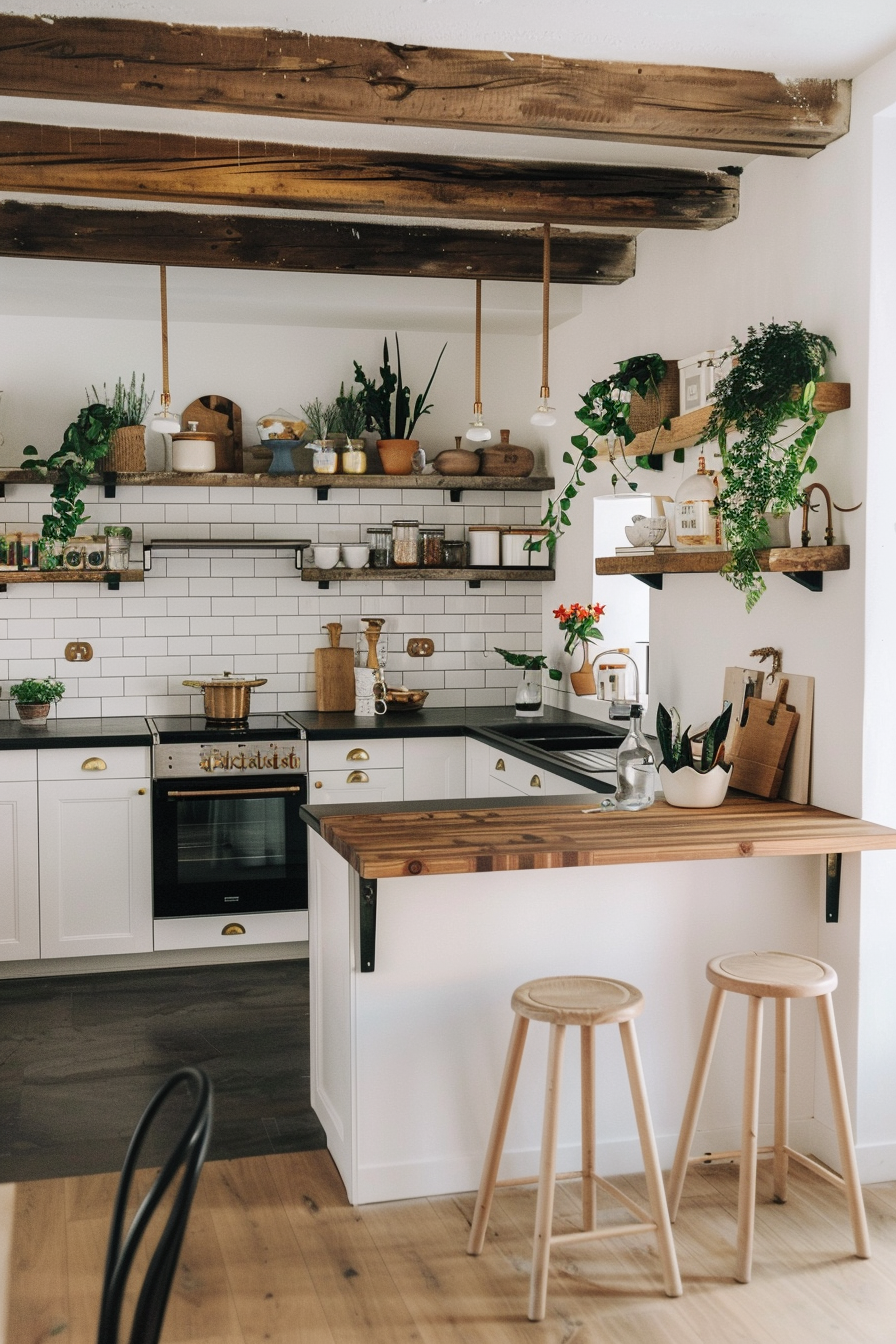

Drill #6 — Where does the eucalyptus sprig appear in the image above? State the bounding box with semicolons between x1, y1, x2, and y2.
700;321;835;610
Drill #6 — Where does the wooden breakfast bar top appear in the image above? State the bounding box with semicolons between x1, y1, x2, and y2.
307;794;896;879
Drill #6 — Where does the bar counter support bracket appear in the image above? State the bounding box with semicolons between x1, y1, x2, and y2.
359;878;378;973
826;852;842;923
785;570;824;593
635;573;664;590
103;471;118;499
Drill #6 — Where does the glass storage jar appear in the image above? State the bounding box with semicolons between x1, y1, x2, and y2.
419;526;445;567
104;525;132;570
367;526;393;568
442;538;467;569
391;519;420;567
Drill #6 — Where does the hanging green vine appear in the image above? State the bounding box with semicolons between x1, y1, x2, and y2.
21;403;120;566
700;321;835;611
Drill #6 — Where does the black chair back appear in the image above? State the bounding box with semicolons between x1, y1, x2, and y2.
96;1066;213;1344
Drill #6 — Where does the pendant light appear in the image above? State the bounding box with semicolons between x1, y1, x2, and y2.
465;278;492;442
149;265;181;434
530;223;557;427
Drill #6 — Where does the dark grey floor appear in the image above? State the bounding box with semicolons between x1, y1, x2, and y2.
0;959;326;1183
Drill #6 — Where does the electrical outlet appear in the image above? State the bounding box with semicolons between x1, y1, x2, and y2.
64;641;93;662
406;638;434;658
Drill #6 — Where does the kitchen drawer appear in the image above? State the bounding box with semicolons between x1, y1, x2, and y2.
37;746;151;781
488;749;540;794
153;910;308;951
487;775;527;797
309;767;403;805
0;750;37;782
308;738;404;772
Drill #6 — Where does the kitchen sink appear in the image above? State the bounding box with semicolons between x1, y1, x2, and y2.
486;721;623;751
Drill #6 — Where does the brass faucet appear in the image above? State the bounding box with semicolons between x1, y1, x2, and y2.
800;483;834;547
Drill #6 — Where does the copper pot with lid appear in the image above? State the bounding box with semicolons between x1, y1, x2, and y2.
182;671;267;723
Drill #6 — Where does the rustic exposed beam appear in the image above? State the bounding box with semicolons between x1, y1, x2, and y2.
0;16;850;157
0;122;738;230
0;200;636;284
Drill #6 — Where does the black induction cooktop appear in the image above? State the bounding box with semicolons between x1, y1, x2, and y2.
148;714;302;743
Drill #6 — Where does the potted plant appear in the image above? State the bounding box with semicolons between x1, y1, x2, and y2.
495;648;562;717
8;677;65;725
354;334;447;474
700;320;835;610
21;402;120;568
553;601;606;695
335;383;368;473
90;374;153;472
656;702;733;808
300;397;340;474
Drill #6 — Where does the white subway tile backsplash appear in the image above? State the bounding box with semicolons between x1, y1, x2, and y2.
167;636;213;656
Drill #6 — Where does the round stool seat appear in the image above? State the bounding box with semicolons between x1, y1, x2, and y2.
707;950;838;999
512;976;644;1026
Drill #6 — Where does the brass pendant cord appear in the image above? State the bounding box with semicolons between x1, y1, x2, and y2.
473;277;483;414
540;223;551;399
159;263;171;411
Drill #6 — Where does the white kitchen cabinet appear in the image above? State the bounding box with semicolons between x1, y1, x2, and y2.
38;757;152;959
0;752;40;962
403;736;466;802
309;768;403;806
546;770;593;795
487;775;527;797
465;737;491;799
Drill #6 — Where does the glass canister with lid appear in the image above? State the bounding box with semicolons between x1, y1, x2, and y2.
419;525;445;567
367;525;393;568
391;519;420;567
104;525;132;570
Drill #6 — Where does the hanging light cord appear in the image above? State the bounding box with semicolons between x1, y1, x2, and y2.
473;277;483;414
160;263;171;411
540;223;551;399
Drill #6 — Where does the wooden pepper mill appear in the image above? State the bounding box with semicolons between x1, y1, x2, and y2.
362;617;386;669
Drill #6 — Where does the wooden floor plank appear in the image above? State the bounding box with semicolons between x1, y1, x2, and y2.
5;1178;70;1343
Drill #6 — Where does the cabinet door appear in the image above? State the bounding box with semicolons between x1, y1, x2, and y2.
465;737;490;800
0;780;40;961
403;737;466;802
309;768;403;806
39;777;152;958
487;776;527;797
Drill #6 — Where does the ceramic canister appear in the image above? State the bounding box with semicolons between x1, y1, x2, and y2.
171;431;217;473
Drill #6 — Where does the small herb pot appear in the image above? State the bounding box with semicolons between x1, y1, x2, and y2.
15;702;51;725
658;763;731;808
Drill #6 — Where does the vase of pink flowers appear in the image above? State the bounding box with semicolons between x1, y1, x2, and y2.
553;601;606;695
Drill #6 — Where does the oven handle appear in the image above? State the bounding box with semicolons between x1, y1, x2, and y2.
165;786;305;799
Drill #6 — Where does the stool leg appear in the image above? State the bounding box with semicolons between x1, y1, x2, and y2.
467;1012;529;1256
816;993;871;1259
735;994;763;1284
529;1022;566;1323
619;1019;683;1297
581;1024;596;1232
773;998;790;1203
667;985;727;1222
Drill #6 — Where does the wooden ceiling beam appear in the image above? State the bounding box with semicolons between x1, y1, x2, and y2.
0;122;738;230
0;15;850;157
0;200;636;284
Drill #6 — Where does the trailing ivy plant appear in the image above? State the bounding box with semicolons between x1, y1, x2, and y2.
21;403;120;566
530;353;670;556
700;321;835;610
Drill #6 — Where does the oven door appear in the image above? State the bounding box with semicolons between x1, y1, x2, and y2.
152;774;307;918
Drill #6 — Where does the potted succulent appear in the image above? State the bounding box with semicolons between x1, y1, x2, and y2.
656;702;733;808
353;334;447;474
8;677;66;725
552;601;606;695
91;374;153;472
22;402;120;568
495;648;562;717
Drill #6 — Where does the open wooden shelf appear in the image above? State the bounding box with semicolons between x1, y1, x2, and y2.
0;569;143;591
596;544;849;592
595;383;851;463
302;566;555;590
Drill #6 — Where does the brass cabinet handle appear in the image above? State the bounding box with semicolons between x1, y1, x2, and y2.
81;757;107;772
495;758;506;771
138;788;146;795
347;770;369;784
314;780;323;789
346;747;370;762
530;774;542;789
222;923;246;936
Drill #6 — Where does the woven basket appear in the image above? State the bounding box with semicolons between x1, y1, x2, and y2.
627;360;679;435
102;424;146;473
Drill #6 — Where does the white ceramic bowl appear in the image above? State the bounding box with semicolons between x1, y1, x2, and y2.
341;544;371;569
310;544;340;570
659;763;731;808
625;515;667;547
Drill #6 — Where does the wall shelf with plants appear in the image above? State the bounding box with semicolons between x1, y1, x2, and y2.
596;544;849;592
0;568;143;593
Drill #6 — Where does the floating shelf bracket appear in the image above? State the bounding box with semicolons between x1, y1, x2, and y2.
103;471;118;499
467;579;482;589
359;877;378;972
449;487;462;503
634;573;664;590
318;579;330;590
316;485;330;501
784;570;824;593
826;852;842;923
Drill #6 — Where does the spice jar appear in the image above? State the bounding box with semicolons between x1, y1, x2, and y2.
419;525;445;567
467;524;505;567
312;442;338;474
391;519;420;567
367;526;393;568
442;538;467;569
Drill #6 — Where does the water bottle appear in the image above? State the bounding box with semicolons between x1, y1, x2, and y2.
614;705;656;811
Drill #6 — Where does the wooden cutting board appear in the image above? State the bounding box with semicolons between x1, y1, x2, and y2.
722;665;813;803
729;682;799;800
181;394;243;471
315;647;356;712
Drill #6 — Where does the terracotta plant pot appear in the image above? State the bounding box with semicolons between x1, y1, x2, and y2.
377;439;419;475
569;646;596;696
15;702;51;724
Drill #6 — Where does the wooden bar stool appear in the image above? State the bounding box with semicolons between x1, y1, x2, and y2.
467;975;682;1322
667;951;870;1284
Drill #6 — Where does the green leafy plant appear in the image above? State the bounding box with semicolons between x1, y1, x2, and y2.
8;677;66;705
21;404;120;565
89;373;153;428
700;321;835;610
301;397;340;442
354;335;447;440
335;382;367;440
494;648;563;681
656;702;733;774
531;353;669;555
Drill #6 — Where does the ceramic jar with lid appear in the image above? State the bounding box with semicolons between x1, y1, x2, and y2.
501;527;551;567
467;525;505;567
171;421;217;473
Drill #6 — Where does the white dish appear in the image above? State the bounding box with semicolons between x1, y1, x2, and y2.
625;515;667;547
341;544;371;569
310;544;340;569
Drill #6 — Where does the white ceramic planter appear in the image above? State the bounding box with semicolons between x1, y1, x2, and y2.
658;763;731;808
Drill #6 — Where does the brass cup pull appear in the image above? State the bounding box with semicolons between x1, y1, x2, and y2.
495;758;506;771
314;780;323;789
530;774;542;789
81;757;107;772
222;922;246;936
137;788;146;795
346;770;369;784
346;748;370;762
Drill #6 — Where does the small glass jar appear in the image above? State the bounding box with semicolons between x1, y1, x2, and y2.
104;525;132;570
312;441;338;474
392;519;420;567
18;533;40;569
341;440;367;474
419;525;445;567
442;538;467;569
367;526;393;568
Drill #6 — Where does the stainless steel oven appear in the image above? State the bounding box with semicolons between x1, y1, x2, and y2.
152;738;307;919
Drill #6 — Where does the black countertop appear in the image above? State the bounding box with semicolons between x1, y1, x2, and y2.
0;715;153;750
